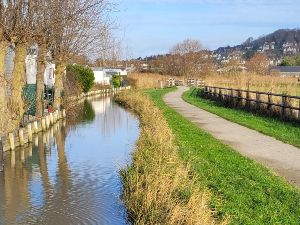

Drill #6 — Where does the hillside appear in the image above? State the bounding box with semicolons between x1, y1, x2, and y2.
215;29;300;59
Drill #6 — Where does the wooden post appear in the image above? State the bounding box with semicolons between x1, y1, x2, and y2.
298;100;300;121
267;93;273;114
256;92;261;111
246;91;250;109
45;115;50;129
41;118;46;131
19;129;25;146
237;90;243;107
33;121;38;133
34;135;38;147
230;88;234;107
0;137;3;172
62;109;66;118
8;133;15;150
218;89;223;101
50;113;54;125
27;124;32;143
281;95;287;118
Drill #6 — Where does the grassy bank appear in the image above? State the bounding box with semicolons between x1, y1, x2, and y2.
116;91;221;225
182;88;300;148
146;88;300;225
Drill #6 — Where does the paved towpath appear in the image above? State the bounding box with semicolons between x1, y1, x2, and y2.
164;86;300;188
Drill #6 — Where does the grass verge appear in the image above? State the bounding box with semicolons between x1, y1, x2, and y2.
146;88;300;225
116;91;223;225
182;88;300;148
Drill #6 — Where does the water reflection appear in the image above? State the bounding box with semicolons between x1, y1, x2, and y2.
0;96;139;225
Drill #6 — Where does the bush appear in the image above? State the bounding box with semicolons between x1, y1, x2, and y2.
112;75;121;87
66;64;95;93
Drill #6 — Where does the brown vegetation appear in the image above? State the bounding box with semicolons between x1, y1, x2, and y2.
205;72;300;96
116;91;226;225
128;73;184;89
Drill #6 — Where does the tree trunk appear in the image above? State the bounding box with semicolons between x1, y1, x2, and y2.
0;41;8;134
54;61;66;110
36;46;47;117
11;42;27;122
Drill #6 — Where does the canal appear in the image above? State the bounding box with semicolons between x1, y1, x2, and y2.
0;96;140;225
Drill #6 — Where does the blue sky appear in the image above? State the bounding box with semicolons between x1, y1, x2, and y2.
115;0;300;58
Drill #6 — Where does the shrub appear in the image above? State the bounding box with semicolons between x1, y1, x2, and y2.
112;75;121;87
66;64;95;93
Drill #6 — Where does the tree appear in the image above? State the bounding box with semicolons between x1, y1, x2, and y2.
67;64;95;93
168;39;213;78
246;53;269;75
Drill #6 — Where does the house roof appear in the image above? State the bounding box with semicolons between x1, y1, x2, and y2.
92;67;104;71
270;66;300;73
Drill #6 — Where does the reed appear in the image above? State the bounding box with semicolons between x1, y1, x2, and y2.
116;91;226;225
128;73;183;89
205;72;300;96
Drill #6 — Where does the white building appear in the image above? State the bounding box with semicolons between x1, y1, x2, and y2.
24;45;55;87
44;62;56;87
92;67;110;85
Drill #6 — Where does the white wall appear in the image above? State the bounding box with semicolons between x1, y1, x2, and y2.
25;54;38;84
93;70;110;85
44;63;56;87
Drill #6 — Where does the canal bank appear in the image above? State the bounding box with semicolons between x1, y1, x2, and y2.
0;95;139;224
116;91;217;225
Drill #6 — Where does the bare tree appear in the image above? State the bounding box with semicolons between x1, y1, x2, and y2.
168;39;212;78
49;0;113;109
0;0;35;124
246;53;269;75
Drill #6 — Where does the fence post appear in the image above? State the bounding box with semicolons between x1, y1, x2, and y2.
298;100;300;121
256;92;261;111
237;90;243;107
0;137;3;172
218;88;223;101
213;87;217;99
246;91;250;109
267;93;273;114
281;95;287;118
230;88;234;107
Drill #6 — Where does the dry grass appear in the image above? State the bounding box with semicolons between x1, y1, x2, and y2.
205;72;300;96
128;73;183;89
116;91;227;225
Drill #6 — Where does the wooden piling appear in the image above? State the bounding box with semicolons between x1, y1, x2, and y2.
45;116;50;129
19;129;25;146
8;133;15;150
62;109;66;118
41;118;46;131
33;121;38;134
50;113;54;125
0;137;3;172
27;124;32;142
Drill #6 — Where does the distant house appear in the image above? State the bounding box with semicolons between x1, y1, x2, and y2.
92;67;110;85
270;66;300;77
104;68;128;77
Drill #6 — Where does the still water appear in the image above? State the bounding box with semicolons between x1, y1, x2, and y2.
0;96;139;225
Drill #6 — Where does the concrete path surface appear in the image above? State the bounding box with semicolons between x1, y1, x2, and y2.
164;86;300;188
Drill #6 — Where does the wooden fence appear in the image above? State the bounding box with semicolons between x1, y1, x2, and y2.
202;86;300;121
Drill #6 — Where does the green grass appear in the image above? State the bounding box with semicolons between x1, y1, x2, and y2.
182;88;300;148
146;88;300;225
